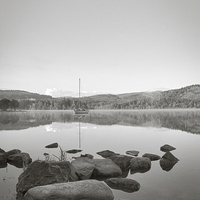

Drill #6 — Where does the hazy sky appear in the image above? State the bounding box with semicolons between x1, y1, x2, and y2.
1;0;200;97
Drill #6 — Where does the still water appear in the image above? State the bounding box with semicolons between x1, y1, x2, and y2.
0;109;200;200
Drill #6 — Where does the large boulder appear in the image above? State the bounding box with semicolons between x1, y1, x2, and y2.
126;150;139;156
160;152;179;171
130;157;151;174
142;153;161;161
24;180;114;200
16;160;76;195
105;178;140;193
97;150;119;158
0;152;8;164
71;157;95;180
6;149;21;156
7;152;32;168
160;144;176;152
108;155;132;170
91;158;122;178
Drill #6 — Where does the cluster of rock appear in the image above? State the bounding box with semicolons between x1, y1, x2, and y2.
14;143;179;200
0;148;32;169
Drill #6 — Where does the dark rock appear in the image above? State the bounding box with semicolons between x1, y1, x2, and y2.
45;142;58;148
81;153;94;159
105;178;140;193
65;149;82;154
162;151;179;162
7;152;32;168
16;160;74;195
160;152;179;171
71;157;95;180
0;148;6;153
91;158;122;178
7;149;21;156
126;150;139;156
142;153;161;161
160;158;178;171
0;162;7;168
160;144;176;152
0;152;8;164
108;155;132;170
97;150;119;158
130;157;151;174
24;180;114;200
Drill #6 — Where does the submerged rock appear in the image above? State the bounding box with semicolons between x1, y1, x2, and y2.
105;178;140;193
24;180;114;200
142;153;161;161
66;149;82;154
160;144;176;152
92;158;122;178
160;152;179;171
97;150;120;158
16;160;75;195
45;142;58;148
130;157;151;174
126;150;139;156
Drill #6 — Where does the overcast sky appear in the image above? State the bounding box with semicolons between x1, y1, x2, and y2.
1;0;200;97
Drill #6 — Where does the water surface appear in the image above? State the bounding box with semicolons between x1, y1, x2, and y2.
1;109;200;200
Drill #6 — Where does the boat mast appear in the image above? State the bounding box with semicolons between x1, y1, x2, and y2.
79;78;81;98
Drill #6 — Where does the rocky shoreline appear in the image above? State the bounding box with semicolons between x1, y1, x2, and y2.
0;144;179;200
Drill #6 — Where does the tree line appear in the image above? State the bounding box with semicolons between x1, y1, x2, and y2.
0;98;19;111
1;95;200;111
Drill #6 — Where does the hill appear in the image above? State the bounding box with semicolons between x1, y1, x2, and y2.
0;84;200;109
0;90;52;100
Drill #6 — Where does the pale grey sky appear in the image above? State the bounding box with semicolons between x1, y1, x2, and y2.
0;0;200;97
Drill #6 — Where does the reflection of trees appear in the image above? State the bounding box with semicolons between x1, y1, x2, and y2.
82;110;200;134
0;114;19;124
1;110;200;134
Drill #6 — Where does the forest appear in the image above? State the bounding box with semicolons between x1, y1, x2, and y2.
0;85;200;110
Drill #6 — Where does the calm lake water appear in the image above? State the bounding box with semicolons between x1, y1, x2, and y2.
1;109;200;200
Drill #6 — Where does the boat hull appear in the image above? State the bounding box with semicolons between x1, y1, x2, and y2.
74;110;89;115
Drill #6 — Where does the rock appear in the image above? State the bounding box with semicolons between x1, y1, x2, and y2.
81;153;94;159
126;150;139;156
71;157;95;180
92;158;122;178
45;142;58;148
162;151;179;162
97;150;119;158
24;180;114;200
0;148;6;153
105;178;140;193
65;149;82;154
160;144;176;152
6;149;21;156
0;162;7;168
0;152;8;164
130;157;151;174
16;160;75;195
160;152;179;171
142;153;161;161
7;152;32;168
108;155;132;170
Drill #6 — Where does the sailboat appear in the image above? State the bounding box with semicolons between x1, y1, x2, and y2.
74;78;89;115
